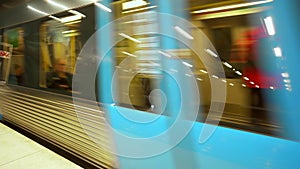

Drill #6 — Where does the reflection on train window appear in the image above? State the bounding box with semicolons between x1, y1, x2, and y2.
110;1;284;137
39;16;83;93
112;3;161;112
190;3;283;136
4;27;25;85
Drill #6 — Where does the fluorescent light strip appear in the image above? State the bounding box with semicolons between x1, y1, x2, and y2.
281;72;289;78
95;2;112;12
195;6;268;20
119;33;141;43
60;15;82;23
123;19;148;24
122;5;157;14
264;16;276;36
122;51;136;57
65;20;82;25
47;0;86;18
27;5;62;22
174;26;194;40
47;0;68;10
62;30;76;34
122;0;148;10
285;84;291;88
197;78;203;81
205;49;218;57
192;0;273;14
243;77;249;81
182;61;193;68
212;75;219;79
49;15;62;22
273;47;282;57
223;62;232;68
200;69;208;74
229;83;234;86
235;70;242;76
69;10;86;18
158;50;172;58
27;5;49;15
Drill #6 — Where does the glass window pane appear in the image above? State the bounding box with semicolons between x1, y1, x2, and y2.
39;17;83;94
4;27;25;86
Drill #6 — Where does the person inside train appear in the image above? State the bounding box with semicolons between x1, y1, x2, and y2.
14;64;24;85
46;58;72;92
230;26;282;125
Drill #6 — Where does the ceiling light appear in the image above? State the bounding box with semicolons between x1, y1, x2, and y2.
174;26;194;40
122;0;148;10
122;5;157;14
95;2;112;12
264;16;276;36
223;62;232;68
119;33;141;43
27;5;48;15
182;61;193;68
273;47;282;57
192;0;273;14
205;49;218;57
122;51;137;57
47;0;68;10
60;15;82;23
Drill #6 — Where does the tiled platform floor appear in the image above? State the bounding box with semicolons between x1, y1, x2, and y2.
0;122;83;169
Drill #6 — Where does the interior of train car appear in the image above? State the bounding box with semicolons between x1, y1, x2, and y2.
0;0;300;169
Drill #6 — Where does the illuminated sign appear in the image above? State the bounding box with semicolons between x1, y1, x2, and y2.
0;50;10;58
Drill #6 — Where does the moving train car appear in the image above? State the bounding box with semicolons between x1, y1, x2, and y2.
0;0;300;168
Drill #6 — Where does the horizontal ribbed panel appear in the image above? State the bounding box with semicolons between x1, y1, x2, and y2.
0;86;117;169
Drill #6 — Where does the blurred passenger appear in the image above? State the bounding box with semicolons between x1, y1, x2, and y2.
46;58;72;91
14;64;24;85
230;26;282;124
141;77;152;108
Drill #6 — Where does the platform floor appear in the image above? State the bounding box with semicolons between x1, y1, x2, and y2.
0;122;83;169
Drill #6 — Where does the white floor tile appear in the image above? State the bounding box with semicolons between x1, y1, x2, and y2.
0;123;14;135
0;123;82;169
0;132;44;166
0;149;83;169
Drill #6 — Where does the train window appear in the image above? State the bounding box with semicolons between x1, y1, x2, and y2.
3;27;25;86
189;1;283;136
39;16;83;94
108;0;283;137
111;2;161;112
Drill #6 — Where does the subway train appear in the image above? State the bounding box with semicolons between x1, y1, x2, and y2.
0;0;300;168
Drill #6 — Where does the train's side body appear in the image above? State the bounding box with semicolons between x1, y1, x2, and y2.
0;0;300;168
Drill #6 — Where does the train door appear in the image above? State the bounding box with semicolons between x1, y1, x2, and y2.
94;0;204;168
